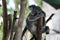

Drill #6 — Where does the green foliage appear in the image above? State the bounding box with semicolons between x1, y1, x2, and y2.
6;0;9;4
7;8;14;15
24;3;29;19
0;23;3;40
0;31;3;40
35;0;42;7
14;0;20;4
0;24;2;30
0;7;2;16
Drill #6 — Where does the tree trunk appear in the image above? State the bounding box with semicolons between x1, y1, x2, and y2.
37;17;43;40
13;0;27;40
2;0;8;40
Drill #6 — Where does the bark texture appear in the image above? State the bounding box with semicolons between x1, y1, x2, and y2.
2;0;8;40
13;0;27;40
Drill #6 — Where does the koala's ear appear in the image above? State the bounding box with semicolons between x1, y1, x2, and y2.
29;5;36;8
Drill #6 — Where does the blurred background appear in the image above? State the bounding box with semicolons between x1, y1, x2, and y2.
0;0;60;40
